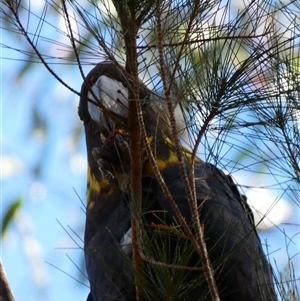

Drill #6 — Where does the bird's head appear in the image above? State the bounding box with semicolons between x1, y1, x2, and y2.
80;61;174;163
79;61;195;187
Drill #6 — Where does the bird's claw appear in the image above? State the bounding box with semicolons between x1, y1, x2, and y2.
92;129;130;185
92;148;116;180
115;133;130;153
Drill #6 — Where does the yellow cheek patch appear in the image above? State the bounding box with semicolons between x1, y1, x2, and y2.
86;166;114;207
143;142;200;175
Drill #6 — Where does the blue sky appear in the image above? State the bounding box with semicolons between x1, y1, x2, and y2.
1;64;90;300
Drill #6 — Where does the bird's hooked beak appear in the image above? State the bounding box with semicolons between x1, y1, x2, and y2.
87;72;130;143
83;61;153;149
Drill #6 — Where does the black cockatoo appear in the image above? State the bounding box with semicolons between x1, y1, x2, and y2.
79;61;276;301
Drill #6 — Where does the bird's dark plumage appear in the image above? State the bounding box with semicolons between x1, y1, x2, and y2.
79;62;276;301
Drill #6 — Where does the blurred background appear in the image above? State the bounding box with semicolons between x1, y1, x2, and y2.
1;1;299;300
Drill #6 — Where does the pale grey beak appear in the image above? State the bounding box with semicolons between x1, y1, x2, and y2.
87;74;129;128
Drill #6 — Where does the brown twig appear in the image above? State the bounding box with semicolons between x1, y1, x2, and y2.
116;3;144;300
155;1;221;300
136;32;271;49
0;262;15;301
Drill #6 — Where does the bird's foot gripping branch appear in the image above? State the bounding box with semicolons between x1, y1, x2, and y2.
92;127;131;192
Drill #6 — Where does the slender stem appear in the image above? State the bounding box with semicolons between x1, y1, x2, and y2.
155;1;221;300
0;262;15;301
117;4;144;299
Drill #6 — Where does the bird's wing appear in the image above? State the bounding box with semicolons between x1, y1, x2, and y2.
147;161;276;301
